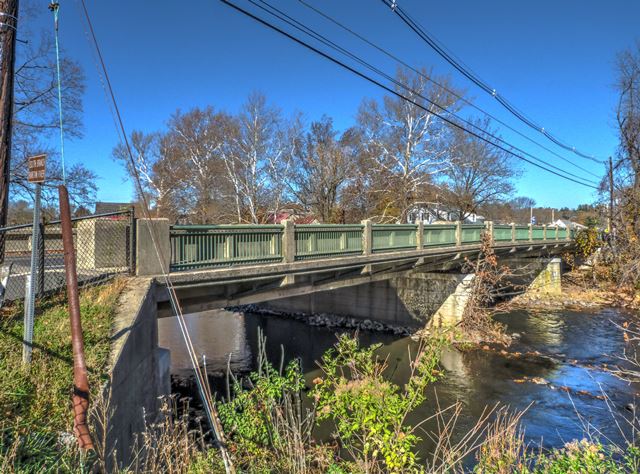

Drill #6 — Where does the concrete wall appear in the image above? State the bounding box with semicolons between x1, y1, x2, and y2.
262;271;469;328
136;219;170;276
77;219;129;270
106;278;170;469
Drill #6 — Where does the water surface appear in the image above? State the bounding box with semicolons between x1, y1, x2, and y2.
158;306;640;452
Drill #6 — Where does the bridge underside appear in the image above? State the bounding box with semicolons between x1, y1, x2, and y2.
155;241;571;321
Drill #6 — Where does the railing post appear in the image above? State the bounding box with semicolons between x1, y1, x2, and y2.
283;219;296;263
416;221;424;250
136;218;170;276
542;224;547;241
362;219;372;255
566;226;571;241
485;220;493;245
555;225;559;240
455;220;462;246
528;223;533;243
511;222;516;243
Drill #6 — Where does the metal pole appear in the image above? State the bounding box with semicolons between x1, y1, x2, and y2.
58;184;94;450
37;217;45;297
0;0;19;263
22;183;40;365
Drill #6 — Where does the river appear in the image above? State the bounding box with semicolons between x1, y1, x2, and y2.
158;306;639;456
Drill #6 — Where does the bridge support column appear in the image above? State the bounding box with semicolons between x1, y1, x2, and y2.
430;274;475;327
525;257;562;296
136;219;170;276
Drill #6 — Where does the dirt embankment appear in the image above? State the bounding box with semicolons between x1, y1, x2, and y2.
511;270;640;313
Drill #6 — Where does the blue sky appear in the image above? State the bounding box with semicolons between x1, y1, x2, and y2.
24;0;640;208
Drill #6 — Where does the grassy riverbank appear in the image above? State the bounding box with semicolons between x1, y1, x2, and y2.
0;280;125;471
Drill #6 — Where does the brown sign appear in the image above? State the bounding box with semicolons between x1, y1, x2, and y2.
27;154;47;183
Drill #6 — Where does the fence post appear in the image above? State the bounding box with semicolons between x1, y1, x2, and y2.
566;226;571;241
416;221;424;250
362;219;372;255
128;207;136;275
542;224;547;241
555;225;559;240
455;220;462;246
282;219;296;263
511;222;516;243
528;223;533;243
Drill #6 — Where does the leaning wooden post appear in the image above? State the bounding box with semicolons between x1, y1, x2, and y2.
543;224;547;241
511;222;516;243
455;220;462;246
58;185;93;450
555;225;559;240
528;223;533;243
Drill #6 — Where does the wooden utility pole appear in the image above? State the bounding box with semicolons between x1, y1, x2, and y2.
0;0;19;262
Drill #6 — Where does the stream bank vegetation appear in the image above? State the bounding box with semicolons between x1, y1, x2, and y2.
1;281;640;472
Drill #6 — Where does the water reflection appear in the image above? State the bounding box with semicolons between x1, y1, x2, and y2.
159;307;639;451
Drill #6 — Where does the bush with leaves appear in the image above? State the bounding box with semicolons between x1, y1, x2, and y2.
312;334;442;473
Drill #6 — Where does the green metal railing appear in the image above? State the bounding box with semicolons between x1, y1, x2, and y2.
170;225;283;271
295;225;363;260
461;224;484;244
423;224;456;247
372;224;417;253
168;222;574;272
532;225;545;240
515;225;530;241
493;225;513;242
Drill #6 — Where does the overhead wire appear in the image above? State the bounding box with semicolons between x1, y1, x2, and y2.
73;0;234;471
297;0;602;180
251;0;598;186
225;0;598;189
50;2;66;183
379;0;604;164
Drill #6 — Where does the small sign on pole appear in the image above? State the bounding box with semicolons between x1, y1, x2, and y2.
28;154;47;183
23;154;46;365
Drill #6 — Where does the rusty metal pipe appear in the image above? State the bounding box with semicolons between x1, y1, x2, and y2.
58;184;94;450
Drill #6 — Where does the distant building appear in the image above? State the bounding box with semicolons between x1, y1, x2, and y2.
266;209;319;224
95;202;132;214
406;202;485;224
550;218;587;230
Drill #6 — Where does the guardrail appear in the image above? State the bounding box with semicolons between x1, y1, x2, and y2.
168;221;573;272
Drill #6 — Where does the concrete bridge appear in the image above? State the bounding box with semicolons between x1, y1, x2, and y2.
105;218;574;467
134;219;573;326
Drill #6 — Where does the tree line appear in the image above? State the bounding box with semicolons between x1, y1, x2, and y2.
115;68;519;225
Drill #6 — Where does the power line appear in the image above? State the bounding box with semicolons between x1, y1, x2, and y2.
379;0;604;164
252;0;598;186
74;1;235;470
297;0;602;181
222;0;598;189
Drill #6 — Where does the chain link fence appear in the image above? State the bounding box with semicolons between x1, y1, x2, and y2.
0;210;135;303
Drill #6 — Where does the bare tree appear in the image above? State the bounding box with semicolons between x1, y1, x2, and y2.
356;67;462;221
10;4;95;210
163;107;234;223
223;93;296;223
441;118;517;220
112;131;188;220
288;116;355;223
